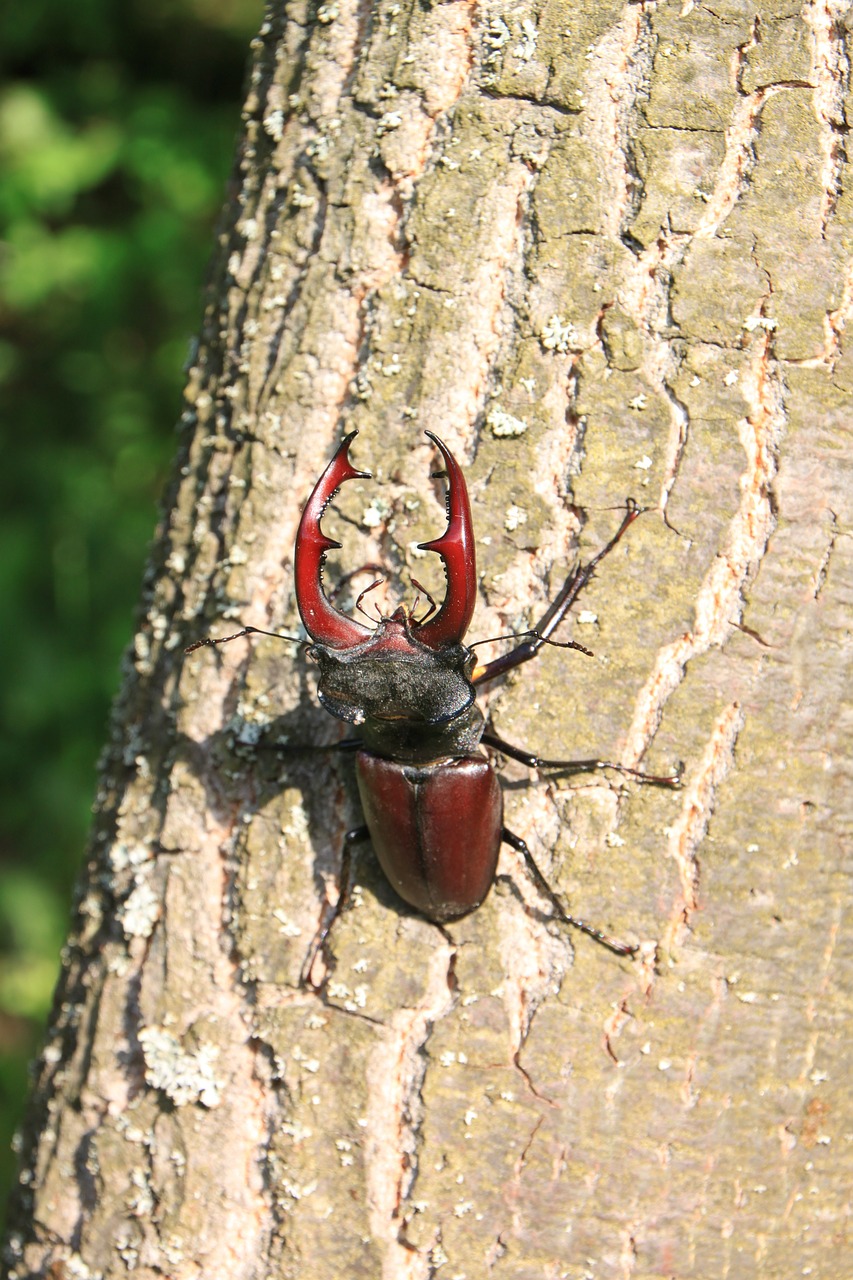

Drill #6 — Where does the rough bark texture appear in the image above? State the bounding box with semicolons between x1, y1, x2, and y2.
4;2;851;1278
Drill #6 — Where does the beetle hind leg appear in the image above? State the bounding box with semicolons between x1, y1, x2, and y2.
501;828;637;957
300;825;369;987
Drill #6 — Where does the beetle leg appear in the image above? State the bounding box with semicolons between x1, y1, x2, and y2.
482;731;681;788
473;500;642;685
300;825;370;987
501;828;637;957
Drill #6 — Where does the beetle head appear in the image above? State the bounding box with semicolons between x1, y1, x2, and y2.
308;609;477;731
294;431;477;656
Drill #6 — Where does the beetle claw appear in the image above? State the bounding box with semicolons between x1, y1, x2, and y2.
294;432;373;649
296;430;477;651
414;432;477;649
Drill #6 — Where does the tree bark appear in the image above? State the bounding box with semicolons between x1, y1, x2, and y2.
4;2;851;1277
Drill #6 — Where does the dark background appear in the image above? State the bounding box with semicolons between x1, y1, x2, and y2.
0;0;261;1222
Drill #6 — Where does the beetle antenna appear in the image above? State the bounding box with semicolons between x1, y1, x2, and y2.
185;625;305;654
469;629;594;659
409;577;438;625
526;629;594;657
354;578;386;623
327;563;386;605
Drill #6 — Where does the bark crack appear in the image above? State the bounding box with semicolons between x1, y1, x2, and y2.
363;938;457;1278
622;322;785;771
803;0;850;234
810;510;840;600
661;699;745;951
825;257;853;367
583;5;655;244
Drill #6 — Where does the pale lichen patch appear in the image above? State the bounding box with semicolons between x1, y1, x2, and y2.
138;1027;223;1109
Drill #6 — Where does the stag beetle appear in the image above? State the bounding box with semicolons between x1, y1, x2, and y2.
189;432;678;963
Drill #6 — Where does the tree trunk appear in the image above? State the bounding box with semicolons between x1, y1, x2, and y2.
4;3;850;1277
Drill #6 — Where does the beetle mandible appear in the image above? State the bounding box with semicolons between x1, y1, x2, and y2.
189;431;678;964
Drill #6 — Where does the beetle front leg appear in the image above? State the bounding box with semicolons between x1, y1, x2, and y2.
473;500;641;686
483;731;680;788
300;825;369;987
501;828;636;957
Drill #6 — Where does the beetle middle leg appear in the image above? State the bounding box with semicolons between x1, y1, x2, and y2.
483;730;680;788
501;828;636;956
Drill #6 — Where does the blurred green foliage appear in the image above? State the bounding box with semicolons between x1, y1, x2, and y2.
0;0;262;1221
